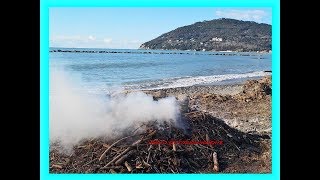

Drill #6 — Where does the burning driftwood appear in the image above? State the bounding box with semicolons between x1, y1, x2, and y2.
50;112;269;173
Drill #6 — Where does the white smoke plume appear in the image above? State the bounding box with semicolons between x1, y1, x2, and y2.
50;70;180;154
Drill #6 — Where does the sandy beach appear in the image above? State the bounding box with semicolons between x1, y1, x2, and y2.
50;76;271;173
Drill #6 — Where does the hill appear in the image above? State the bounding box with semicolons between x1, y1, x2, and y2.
139;18;271;52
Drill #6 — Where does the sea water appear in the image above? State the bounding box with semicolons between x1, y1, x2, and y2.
50;48;271;95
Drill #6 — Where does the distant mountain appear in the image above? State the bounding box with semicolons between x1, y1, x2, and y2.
140;18;271;52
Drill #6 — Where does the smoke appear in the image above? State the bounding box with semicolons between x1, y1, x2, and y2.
50;70;181;154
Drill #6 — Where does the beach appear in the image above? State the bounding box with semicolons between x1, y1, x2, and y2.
50;76;271;173
142;76;271;135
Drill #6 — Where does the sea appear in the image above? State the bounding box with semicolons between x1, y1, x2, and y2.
50;48;271;95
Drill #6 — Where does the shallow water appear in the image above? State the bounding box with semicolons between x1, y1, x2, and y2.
50;48;271;94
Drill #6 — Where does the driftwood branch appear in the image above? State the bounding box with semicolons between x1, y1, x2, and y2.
102;139;143;168
51;164;62;169
124;161;133;172
99;135;133;161
212;152;219;172
115;150;135;165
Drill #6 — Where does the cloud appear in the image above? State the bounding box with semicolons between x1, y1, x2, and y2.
50;35;142;49
88;35;96;41
50;35;82;42
103;38;112;43
215;9;270;23
128;40;141;44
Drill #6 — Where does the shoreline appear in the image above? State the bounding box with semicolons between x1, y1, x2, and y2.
124;74;271;95
49;48;271;57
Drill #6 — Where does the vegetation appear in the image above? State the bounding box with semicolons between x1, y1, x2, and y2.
140;18;271;52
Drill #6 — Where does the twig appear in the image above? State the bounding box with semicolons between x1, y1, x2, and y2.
115;150;135;165
218;127;240;151
51;164;62;169
102;139;142;168
109;169;116;173
153;166;160;173
99;135;134;161
146;151;151;163
124;161;133;172
143;160;151;168
100;166;123;170
212;152;219;172
170;168;176;173
83;158;97;167
172;142;177;151
184;111;201;115
132;123;146;135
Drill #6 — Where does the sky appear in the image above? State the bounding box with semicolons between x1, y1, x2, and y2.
50;8;272;49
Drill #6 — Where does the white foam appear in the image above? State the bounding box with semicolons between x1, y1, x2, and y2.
139;71;271;90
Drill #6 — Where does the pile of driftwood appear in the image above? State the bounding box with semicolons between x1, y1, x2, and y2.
50;112;268;173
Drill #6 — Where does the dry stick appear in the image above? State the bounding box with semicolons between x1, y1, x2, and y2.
219;127;240;151
99;135;134;161
101;166;123;169
83;158;97;167
188;158;200;168
197;144;216;151
102;139;142;168
146;151;151;163
124;161;133;172
142;160;151;168
184;111;200;115
205;133;213;148
109;169;116;173
172;142;177;151
115;150;135;165
153;166;160;173
132;123;146;135
51;164;63;169
184;158;195;171
146;130;157;138
170;168;176;173
212;152;219;172
71;162;77;170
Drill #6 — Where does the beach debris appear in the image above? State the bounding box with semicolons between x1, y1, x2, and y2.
50;109;268;173
99;135;134;161
109;169;116;173
102;139;143;168
52;164;63;169
172;142;177;151
124;161;133;172
212;152;219;172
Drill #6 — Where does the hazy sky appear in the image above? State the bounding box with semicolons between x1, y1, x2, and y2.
50;8;272;49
